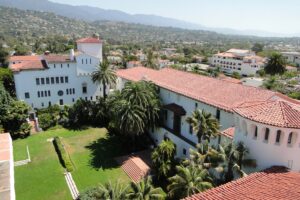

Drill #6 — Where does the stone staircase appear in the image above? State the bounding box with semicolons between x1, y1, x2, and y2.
64;172;79;200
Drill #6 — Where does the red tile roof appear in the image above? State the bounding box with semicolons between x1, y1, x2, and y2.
221;127;235;139
9;54;74;71
183;166;300;200
234;100;300;128
116;67;276;112
76;37;102;44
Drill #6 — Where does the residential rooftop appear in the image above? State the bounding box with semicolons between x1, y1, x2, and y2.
183;166;300;200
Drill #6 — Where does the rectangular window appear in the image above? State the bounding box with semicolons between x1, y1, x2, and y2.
36;78;40;85
195;102;198;109
82;59;83;64
37;91;40;98
60;77;64;83
66;89;69;95
59;99;64;105
41;102;44;107
90;96;93;100
56;77;59;84
44;90;47;97
164;110;168;120
265;128;270;141
85;97;88;101
67;64;70;68
48;91;51;97
183;148;187;155
189;125;193;134
48;101;51;106
61;64;63;68
86;59;88;64
46;77;50;84
41;91;44;97
41;78;45;85
25;92;30;99
73;88;75;94
65;76;68;83
82;86;87;94
216;109;220;120
51;77;55;84
254;126;258;138
90;58;92;64
72;98;75;102
54;64;56;68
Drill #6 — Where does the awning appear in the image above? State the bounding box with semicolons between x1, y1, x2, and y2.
163;103;186;116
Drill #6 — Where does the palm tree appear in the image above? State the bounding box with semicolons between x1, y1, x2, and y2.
80;180;128;200
109;81;161;139
167;165;213;199
183;141;225;170
152;140;176;179
91;60;117;99
186;109;220;143
222;142;256;183
144;50;158;69
127;176;165;200
265;53;286;75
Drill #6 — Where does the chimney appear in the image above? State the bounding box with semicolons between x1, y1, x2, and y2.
70;49;75;61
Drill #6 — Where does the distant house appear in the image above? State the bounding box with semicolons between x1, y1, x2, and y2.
157;59;174;69
282;52;300;67
286;65;298;72
210;49;265;76
126;61;142;68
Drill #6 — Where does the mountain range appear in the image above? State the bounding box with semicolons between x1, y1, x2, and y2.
0;0;299;37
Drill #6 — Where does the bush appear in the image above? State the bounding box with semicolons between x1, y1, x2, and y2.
53;137;74;172
38;113;56;130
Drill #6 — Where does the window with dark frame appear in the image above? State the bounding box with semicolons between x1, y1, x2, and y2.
37;91;40;97
59;99;64;105
25;92;30;99
48;91;51;96
254;126;258;138
65;76;68;83
41;78;45;85
276;130;281;143
36;78;40;85
189;125;193;134
46;77;50;84
60;77;64;83
216;109;220;120
51;77;55;84
288;132;293;144
44;90;47;97
82;86;87;94
183;148;187;155
41;91;44;97
56;77;59;84
264;128;270;141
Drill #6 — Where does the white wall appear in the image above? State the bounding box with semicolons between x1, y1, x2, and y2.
77;43;103;60
14;60;102;109
234;114;300;171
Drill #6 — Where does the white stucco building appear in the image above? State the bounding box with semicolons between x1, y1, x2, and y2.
210;49;265;76
282;52;300;67
9;37;104;109
116;66;300;172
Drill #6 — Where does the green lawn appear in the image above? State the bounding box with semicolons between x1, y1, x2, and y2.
13;127;130;200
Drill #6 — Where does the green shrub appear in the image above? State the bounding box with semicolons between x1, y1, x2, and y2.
53;136;74;172
38;113;56;130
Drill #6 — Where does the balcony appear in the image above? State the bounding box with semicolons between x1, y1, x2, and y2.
161;125;197;147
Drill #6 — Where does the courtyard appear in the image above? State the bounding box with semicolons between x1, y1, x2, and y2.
13;127;130;200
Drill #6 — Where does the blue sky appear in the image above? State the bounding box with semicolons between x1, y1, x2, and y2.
50;0;300;34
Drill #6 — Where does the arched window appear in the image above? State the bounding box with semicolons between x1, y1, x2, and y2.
276;130;281;144
264;128;270;141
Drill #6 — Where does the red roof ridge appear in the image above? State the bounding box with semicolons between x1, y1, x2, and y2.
76;37;102;44
183;166;299;200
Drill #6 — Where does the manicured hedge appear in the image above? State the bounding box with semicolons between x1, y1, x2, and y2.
53;136;74;172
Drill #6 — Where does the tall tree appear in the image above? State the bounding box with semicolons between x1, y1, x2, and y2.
144;50;157;69
91;60;117;99
167;165;213;199
127;176;165;200
186;109;220;143
265;53;286;75
108;81;160;140
222;142;256;183
152;140;176;179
